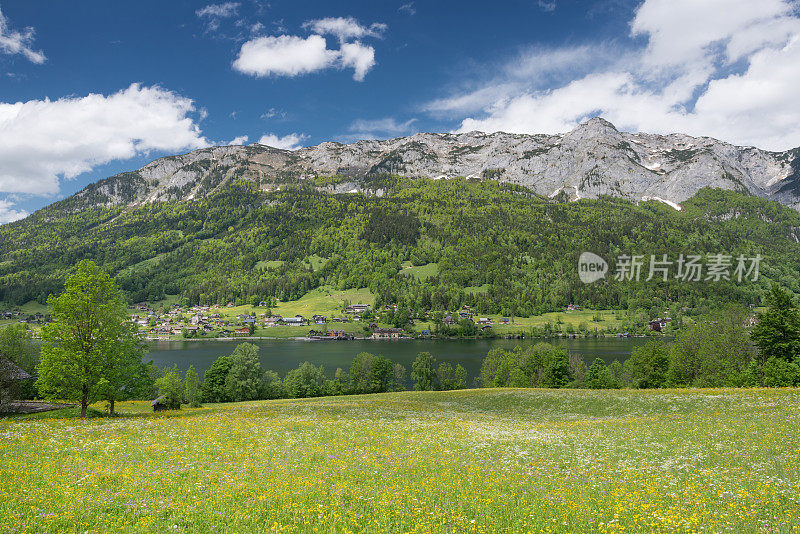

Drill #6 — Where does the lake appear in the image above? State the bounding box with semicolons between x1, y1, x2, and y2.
145;337;653;385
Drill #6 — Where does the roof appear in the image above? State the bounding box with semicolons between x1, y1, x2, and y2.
0;358;32;381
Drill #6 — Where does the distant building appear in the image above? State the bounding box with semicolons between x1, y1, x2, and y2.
345;304;370;314
282;316;306;326
372;328;402;339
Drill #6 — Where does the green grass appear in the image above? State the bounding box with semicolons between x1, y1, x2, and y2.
399;262;439;281
463;284;490;295
218;286;374;320
2;389;799;532
304;255;329;272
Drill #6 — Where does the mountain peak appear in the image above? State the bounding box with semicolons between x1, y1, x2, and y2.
52;122;800;216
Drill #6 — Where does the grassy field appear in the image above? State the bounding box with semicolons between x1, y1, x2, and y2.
2;388;799;533
219;286;376;320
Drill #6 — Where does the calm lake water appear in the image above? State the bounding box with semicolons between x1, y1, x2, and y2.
145;337;652;385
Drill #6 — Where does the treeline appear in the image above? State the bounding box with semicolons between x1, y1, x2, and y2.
149;344;469;408
2;177;800;320
481;286;800;389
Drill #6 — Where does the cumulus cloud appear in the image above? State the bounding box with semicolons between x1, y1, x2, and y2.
0;84;209;196
0;199;27;224
302;17;387;42
257;132;307;150
339;41;376;81
233;16;384;81
427;0;800;151
0;7;45;64
227;135;249;145
233;35;336;77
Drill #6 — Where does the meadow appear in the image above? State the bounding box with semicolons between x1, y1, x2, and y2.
2;388;799;533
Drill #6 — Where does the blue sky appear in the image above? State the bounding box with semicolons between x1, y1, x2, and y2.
1;0;800;222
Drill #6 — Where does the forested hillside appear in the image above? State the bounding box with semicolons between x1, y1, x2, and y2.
1;175;799;316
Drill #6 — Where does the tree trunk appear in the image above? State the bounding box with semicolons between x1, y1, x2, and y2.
109;398;115;416
80;385;88;419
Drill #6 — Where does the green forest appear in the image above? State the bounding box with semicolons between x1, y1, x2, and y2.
1;175;799;317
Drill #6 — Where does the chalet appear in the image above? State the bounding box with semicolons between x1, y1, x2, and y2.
477;318;492;325
419;329;431;337
480;325;493;331
372;327;402;339
234;327;251;336
1;358;32;408
282;316;306;326
458;310;473;319
649;318;668;332
500;317;511;324
567;304;582;311
345;304;371;314
183;325;200;333
442;315;456;326
258;301;269;307
151;395;179;412
312;315;327;324
264;315;282;326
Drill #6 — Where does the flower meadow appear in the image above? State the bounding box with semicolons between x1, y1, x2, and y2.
1;388;800;533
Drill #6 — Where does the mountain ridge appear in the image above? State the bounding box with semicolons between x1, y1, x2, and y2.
37;117;800;218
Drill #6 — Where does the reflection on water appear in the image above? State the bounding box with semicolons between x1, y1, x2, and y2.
145;337;654;385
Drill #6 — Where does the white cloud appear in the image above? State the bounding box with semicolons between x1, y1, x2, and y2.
398;3;416;16
339;42;376;82
233;16;384;81
537;1;557;12
234;33;378;81
302;17;386;42
0;199;27;224
348;117;417;140
228;135;249;145
428;0;800;151
0;84;209;196
233;34;336;77
0;7;45;64
196;2;240;18
257;132;307;150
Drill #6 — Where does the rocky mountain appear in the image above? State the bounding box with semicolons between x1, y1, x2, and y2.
58;117;800;214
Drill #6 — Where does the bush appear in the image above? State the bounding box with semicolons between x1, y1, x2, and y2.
762;356;800;387
285;362;326;398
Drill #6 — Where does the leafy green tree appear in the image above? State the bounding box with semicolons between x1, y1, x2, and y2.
762;356;800;387
184;366;202;407
453;364;468;389
625;341;670;388
155;366;183;409
36;260;140;418
667;306;755;387
224;343;262;402
751;285;800;366
284;362;326;398
585;358;616;389
392;363;407;391
260;369;286;399
479;344;570;388
349;352;376;394
411;352;437;391
202;354;233;403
